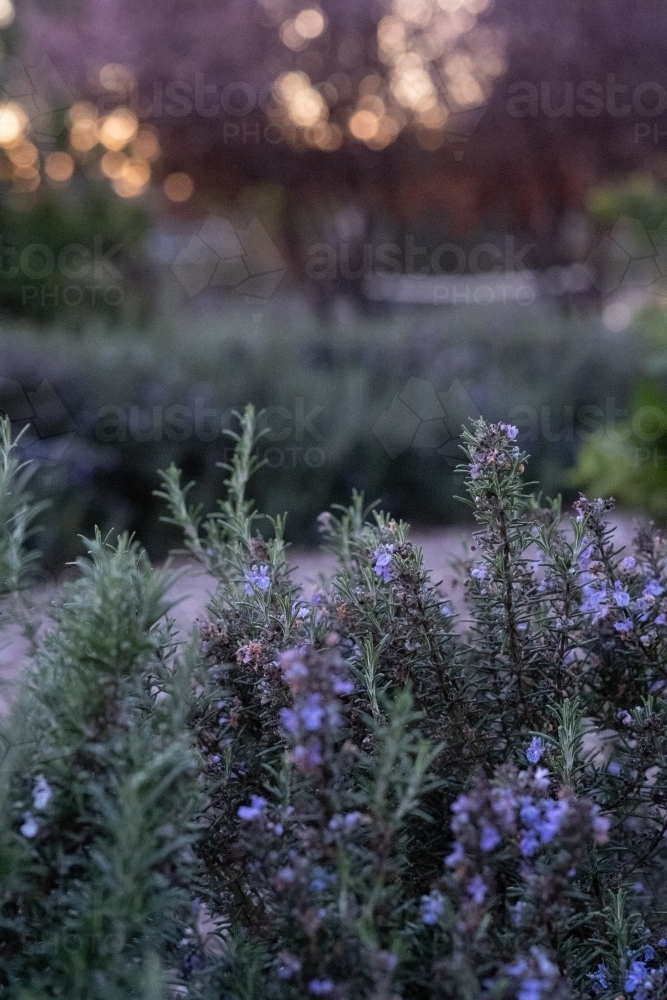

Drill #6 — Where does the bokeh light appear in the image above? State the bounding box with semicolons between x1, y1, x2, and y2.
44;151;75;182
0;103;28;147
99;109;139;151
163;171;194;202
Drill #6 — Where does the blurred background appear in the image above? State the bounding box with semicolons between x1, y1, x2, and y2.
3;0;667;565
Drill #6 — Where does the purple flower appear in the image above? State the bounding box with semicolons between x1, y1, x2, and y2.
533;767;550;790
237;795;267;821
622;556;636;571
645;578;665;597
526;736;544;764
244;564;271;595
332;677;354;695
32;776;52;811
300;693;326;731
613;581;631;607
310;870;336;892
480;823;501;852
625;960;649;994
535;799;569;843
580;584;608;622
373;544;395;583
491;787;518;825
467;876;488;904
309;979;334;994
281;650;308;683
279;708;299;735
520;831;540;857
579;544;594;569
512;901;527;926
445;841;465;867
277;953;302;979
500;422;519;440
471;565;488;580
614;619;633;634
517;979;544;1000
20;813;38;838
292;742;323;771
608;761;621;775
657;613;667;626
591;810;610;843
421;891;444;924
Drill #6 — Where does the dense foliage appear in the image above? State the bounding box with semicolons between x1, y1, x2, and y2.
4;407;667;998
2;302;642;565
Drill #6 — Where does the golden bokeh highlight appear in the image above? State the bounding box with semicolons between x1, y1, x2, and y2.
274;72;328;128
349;109;380;142
45;151;75;182
0;0;15;28
100;151;127;179
0;103;28;147
99;63;136;93
294;8;326;39
112;156;151;198
70;117;99;152
7;141;38;168
131;126;161;161
163;172;194;202
99;109;139;151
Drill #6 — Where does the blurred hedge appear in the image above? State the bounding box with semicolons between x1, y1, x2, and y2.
0;299;644;566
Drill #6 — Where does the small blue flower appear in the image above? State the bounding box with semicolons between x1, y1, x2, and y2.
373;544;395;584
614;619;634;634
244;564;271;595
613;581;631;607
421;891;444;924
309;979;334;994
588;963;609;994
310;869;336;893
526;737;544;764
625;959;649;994
445;841;465;867
520;831;540;857
480;823;501;852
279;708;299;735
467;875;488;904
300;693;326;731
517;979;543;1000
622;556;637;571
237;795;267;821
499;422;519;440
644;578;665;597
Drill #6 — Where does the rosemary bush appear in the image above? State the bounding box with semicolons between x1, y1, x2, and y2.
5;407;667;999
